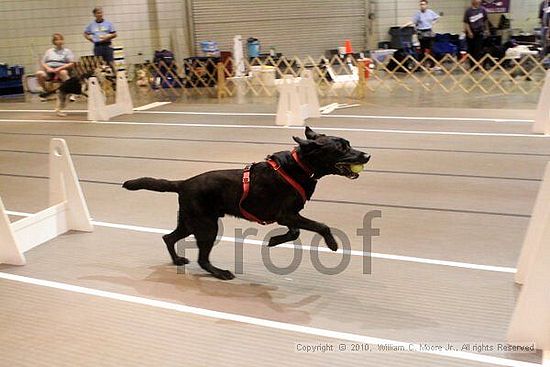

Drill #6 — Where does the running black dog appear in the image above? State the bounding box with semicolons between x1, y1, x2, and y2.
123;127;371;280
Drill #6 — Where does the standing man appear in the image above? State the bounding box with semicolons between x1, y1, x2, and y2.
403;0;440;54
540;0;550;26
84;7;117;69
463;0;489;65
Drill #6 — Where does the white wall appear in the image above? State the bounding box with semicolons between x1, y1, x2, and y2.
373;0;544;44
0;0;546;72
373;0;468;43
509;0;543;31
0;0;188;73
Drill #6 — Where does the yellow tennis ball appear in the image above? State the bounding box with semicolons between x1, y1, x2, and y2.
350;164;364;174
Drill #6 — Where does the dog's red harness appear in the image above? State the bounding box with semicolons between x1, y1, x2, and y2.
239;149;314;225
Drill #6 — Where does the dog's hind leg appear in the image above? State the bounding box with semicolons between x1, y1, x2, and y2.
163;228;190;266
195;217;235;280
163;210;191;266
268;227;300;247
55;92;68;117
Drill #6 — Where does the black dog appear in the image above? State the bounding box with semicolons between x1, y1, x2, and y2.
123;127;370;280
54;75;90;116
40;73;91;116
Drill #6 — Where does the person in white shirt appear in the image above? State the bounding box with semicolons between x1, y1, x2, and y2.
403;0;440;52
36;33;75;96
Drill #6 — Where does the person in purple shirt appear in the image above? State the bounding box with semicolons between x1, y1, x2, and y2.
84;7;117;68
463;0;489;64
540;0;550;26
540;0;550;54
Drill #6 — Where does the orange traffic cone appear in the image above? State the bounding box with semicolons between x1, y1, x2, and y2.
344;40;353;54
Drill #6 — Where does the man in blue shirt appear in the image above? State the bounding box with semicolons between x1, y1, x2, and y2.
84;7;117;68
403;0;440;53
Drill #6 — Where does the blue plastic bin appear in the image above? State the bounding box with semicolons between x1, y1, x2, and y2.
9;65;24;78
247;38;260;58
0;64;8;78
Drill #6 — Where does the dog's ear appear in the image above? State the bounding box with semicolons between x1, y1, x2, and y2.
305;126;324;140
293;136;314;146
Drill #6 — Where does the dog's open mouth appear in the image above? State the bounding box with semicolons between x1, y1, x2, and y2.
335;162;364;179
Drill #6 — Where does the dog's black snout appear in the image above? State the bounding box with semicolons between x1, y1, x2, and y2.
361;153;371;163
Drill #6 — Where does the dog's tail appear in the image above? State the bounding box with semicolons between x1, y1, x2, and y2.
122;177;181;193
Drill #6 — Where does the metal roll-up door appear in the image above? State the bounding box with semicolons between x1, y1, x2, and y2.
191;0;367;57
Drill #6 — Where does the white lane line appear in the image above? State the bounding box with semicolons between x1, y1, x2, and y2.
0;109;87;113
0;109;534;123
6;211;517;274
325;114;533;123
0;272;539;367
136;110;534;123
133;102;172;111
0;118;545;138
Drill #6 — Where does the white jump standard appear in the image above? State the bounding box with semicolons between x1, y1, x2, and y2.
0;139;93;265
508;162;550;362
275;71;320;127
87;71;134;122
533;69;550;135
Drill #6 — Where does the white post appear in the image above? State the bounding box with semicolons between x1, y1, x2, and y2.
233;35;245;78
301;70;321;119
87;72;133;122
508;162;550;357
515;162;550;284
508;218;550;354
533;70;550;135
115;71;134;115
49;139;93;232
233;77;247;105
87;77;107;121
276;75;304;126
275;71;321;126
0;139;93;266
0;198;26;265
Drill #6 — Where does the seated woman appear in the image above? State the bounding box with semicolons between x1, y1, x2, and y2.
36;33;75;99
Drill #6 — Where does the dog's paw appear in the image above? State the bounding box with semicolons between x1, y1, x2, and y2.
173;257;189;266
326;239;338;252
267;237;283;247
212;269;235;280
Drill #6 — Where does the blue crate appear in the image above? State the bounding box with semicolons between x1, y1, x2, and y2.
9;65;24;78
0;78;24;96
0;64;8;78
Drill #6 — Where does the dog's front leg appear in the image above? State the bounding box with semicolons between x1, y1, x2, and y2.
267;227;300;247
278;215;338;251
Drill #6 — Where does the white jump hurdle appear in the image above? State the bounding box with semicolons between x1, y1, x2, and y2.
275;70;320;127
87;71;134;122
508;162;550;361
0;139;93;265
533;69;550;135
